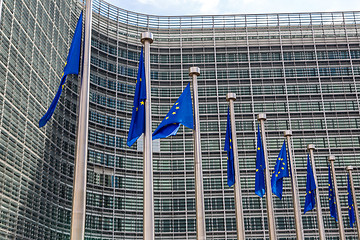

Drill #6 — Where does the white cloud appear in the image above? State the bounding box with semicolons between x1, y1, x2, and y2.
198;0;220;14
105;0;360;16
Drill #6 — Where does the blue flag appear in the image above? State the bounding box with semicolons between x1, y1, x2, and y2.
348;175;355;228
152;83;193;140
304;154;316;214
39;12;83;128
255;125;265;197
127;48;146;147
224;107;235;187
329;166;338;221
271;140;289;199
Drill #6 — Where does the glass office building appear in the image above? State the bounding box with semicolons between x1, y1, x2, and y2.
1;0;360;239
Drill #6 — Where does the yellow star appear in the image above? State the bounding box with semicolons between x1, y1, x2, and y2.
175;102;179;105
230;139;232;143
282;162;285;165
176;107;180;109
309;191;311;194
165;117;169;120
140;101;144;105
172;112;176;115
281;167;284;170
62;84;65;90
257;147;260;150
276;174;278;177
140;78;142;81
256;169;258;172
136;107;138;111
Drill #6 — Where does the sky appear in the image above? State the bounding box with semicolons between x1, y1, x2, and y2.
105;0;360;16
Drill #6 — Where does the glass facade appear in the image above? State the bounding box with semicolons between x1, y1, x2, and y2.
1;0;360;239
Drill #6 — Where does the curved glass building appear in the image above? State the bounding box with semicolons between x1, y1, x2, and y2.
1;0;360;239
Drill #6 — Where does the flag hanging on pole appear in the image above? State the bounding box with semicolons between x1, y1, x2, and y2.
348;175;355;227
328;166;338;221
304;154;316;214
152;82;193;140
224;107;235;187
127;47;146;147
255;125;265;197
39;12;83;128
271;140;289;199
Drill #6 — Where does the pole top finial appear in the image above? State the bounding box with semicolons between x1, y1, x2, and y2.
307;144;315;150
189;67;200;76
328;155;335;162
226;93;236;102
257;113;266;121
346;166;354;171
140;32;153;44
284;130;292;137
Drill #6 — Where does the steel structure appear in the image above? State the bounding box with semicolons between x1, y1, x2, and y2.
1;0;360;239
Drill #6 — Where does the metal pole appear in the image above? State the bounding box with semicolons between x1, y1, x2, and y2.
307;144;326;240
70;0;92;239
189;67;206;240
257;114;277;240
328;155;345;240
0;0;3;24
346;166;360;240
226;93;245;240
141;32;154;240
284;131;303;240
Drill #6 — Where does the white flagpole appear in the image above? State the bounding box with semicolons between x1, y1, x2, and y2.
141;32;154;240
226;93;245;239
284;131;303;239
307;144;326;240
257;113;277;240
328;155;345;240
70;0;92;239
189;67;206;240
346;166;360;240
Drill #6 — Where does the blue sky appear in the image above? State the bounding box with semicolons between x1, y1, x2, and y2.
105;0;360;16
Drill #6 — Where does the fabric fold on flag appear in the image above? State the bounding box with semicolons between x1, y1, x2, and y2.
348;175;355;228
255;125;266;197
271;140;289;199
304;154;316;214
127;47;146;147
328;166;338;221
39;12;83;128
224;107;235;187
152;82;193;140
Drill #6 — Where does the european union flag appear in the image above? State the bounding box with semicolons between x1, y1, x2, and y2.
152;83;193;140
224;107;235;187
329;166;338;221
255;125;265;197
304;154;316;214
127;47;146;147
348;175;355;227
39;12;83;128
271;140;289;199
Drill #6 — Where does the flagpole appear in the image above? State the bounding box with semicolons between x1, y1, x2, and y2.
226;93;245;240
307;144;326;240
141;32;154;240
0;0;3;23
346;166;360;240
189;67;206;240
257;113;277;240
70;0;92;239
328;155;345;240
284;131;304;239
